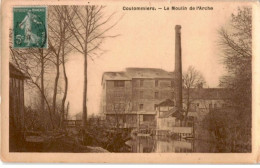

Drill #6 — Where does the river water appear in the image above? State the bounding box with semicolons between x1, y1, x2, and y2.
125;136;218;153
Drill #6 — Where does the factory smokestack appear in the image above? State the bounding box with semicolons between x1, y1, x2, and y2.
175;25;182;112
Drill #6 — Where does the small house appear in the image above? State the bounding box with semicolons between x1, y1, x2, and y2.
156;99;182;131
156;99;193;137
9;63;28;151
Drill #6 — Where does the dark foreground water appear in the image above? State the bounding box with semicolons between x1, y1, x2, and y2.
125;134;251;153
125;136;222;153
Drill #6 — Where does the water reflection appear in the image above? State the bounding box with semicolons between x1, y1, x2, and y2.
126;136;194;153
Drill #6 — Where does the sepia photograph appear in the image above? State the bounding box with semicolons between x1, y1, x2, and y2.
1;0;259;163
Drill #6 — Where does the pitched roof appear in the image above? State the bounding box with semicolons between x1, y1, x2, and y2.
9;63;29;79
126;68;174;79
102;71;131;81
159;111;176;118
159;107;184;119
102;67;174;82
158;99;175;106
183;88;232;100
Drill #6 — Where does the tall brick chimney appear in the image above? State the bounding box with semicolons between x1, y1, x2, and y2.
175;25;182;112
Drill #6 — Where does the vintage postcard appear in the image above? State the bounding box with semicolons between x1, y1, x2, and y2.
1;0;260;163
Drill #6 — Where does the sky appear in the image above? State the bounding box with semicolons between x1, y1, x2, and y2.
64;2;240;117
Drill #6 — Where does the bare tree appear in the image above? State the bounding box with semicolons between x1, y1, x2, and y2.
48;7;62;118
64;102;70;121
48;6;73;128
10;46;55;129
64;6;120;129
9;6;73;129
107;90;132;130
182;66;206;123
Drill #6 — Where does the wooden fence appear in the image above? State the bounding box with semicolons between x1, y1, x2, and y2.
64;120;82;127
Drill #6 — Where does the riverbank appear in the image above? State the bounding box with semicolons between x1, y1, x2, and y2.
20;132;109;153
16;126;132;153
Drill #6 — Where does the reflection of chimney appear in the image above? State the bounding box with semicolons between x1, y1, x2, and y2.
175;25;182;112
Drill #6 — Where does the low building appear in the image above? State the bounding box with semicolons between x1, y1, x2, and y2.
156;99;193;137
182;88;232;121
156;88;231;136
9;63;28;151
156;99;182;129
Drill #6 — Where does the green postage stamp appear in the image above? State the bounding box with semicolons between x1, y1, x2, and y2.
13;7;47;48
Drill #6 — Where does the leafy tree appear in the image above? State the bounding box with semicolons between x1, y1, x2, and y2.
218;7;252;112
205;7;253;152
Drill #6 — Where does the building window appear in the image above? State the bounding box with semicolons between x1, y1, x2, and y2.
143;115;155;121
155;80;158;87
209;103;212;109
120;103;125;111
171;92;174;99
154;104;157;110
114;91;121;98
214;103;217;108
114;103;120;110
139;104;144;110
140;91;144;99
114;80;125;87
140;80;144;87
154;92;159;99
15;79;19;88
171;80;174;87
197;103;199;107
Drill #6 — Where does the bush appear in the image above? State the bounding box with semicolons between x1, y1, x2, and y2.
202;107;251;152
